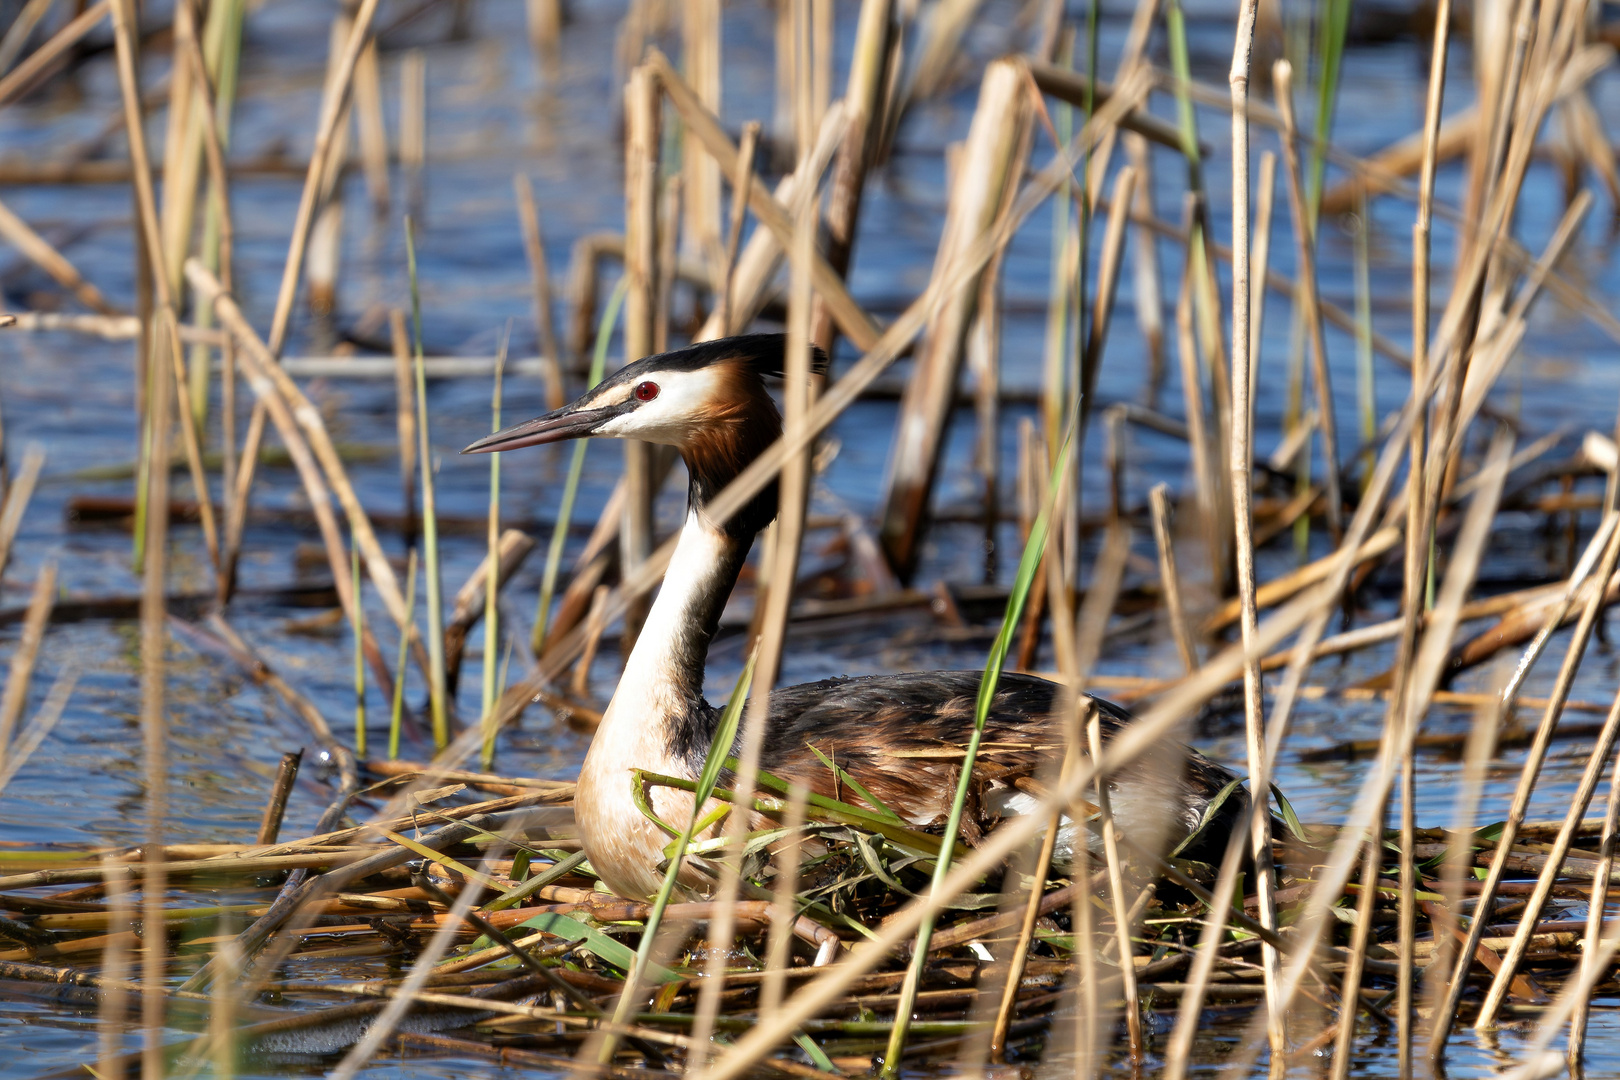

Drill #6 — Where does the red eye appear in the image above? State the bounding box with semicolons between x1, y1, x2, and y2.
634;381;660;402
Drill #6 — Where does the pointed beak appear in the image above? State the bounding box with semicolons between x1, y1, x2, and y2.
462;405;618;454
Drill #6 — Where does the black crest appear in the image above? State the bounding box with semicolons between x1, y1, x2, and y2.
640;334;829;380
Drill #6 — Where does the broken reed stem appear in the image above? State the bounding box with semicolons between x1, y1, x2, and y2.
405;220;450;751
257;750;303;845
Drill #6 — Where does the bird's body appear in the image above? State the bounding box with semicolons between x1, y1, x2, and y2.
467;334;1247;901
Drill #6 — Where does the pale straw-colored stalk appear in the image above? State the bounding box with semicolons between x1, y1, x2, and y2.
1226;0;1279;1050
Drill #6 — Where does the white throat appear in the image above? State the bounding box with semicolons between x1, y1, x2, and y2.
574;508;747;898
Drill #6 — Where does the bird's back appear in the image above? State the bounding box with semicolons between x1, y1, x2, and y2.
695;670;1247;865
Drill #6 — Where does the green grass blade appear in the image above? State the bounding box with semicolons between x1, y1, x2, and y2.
480;322;510;769
405;217;450;750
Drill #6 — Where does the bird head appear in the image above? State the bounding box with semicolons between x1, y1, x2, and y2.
463;333;826;458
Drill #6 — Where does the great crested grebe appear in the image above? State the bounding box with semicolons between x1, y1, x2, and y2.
465;334;1247;900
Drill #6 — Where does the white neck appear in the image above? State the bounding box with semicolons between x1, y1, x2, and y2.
575;509;750;898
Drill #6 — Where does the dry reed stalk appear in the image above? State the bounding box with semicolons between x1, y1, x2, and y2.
1232;435;1514;1080
1086;700;1142;1058
906;0;986;104
400;49;426;213
389;309;419;545
514;174;564;409
264;0;380;357
189;264;423;661
1398;0;1454;1032
305;11;356;320
1172;251;1221;587
970;243;1005;581
655;177;681;354
698;107;846;344
1148;484;1197;672
0;562;54;756
1568;741;1620;1065
689;87;821;1066
621;64;660;655
1227;0;1281;1044
352;36;391;215
760;784;810;1017
104;0;181;1067
1124;134;1165;407
96;853;132;1079
178;13;241;595
650;49;881;351
1079;167;1136;430
716;121;759;336
159;0;203;306
876;58;1031;581
681;0;722;275
0;444;42;580
1475;672;1620;1022
0;196;119;316
525;0;562;76
0;0;54;75
1272;60;1342;541
223;0;380;594
1249;151;1275;413
0;0;107;107
809;0;892;350
191;280;409;696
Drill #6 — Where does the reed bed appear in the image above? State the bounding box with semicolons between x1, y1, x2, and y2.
0;0;1618;1075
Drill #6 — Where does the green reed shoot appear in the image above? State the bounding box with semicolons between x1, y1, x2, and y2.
1307;0;1353;229
388;546;418;760
881;421;1075;1078
405;216;449;750
531;275;629;655
481;322;510;769
601;646;759;1062
351;545;366;759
